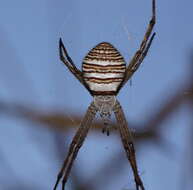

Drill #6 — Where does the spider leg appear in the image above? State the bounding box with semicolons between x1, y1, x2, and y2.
113;100;145;190
59;38;90;91
122;0;156;86
125;32;156;80
53;102;97;190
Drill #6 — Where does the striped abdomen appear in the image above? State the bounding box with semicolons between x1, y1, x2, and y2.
82;42;126;95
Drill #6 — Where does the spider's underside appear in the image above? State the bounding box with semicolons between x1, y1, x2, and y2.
54;1;156;190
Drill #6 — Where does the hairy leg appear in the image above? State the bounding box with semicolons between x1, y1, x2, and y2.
53;102;97;190
59;38;88;88
123;0;156;86
113;100;145;190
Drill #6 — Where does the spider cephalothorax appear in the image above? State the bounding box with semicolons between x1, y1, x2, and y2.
94;95;116;135
54;1;156;190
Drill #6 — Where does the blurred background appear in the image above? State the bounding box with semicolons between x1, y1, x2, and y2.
0;0;192;189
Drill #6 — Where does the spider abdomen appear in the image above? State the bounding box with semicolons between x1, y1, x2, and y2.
82;42;126;95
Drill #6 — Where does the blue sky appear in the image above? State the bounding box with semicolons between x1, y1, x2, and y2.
0;0;192;190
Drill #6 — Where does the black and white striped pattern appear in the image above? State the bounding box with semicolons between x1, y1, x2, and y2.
82;42;126;95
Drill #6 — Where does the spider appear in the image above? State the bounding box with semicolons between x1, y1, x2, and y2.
54;0;156;189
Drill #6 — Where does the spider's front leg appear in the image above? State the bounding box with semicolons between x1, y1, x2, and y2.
113;100;145;190
53;102;97;190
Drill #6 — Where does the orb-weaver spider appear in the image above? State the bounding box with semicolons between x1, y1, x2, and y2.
54;0;156;189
